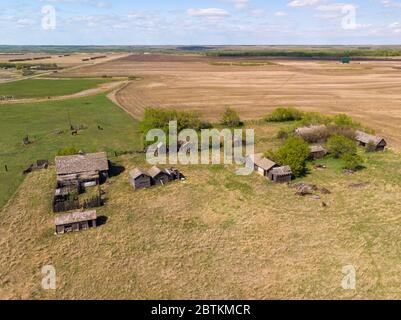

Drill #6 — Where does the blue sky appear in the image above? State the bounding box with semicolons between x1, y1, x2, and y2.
1;0;401;45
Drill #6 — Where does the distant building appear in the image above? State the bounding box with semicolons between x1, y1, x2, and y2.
55;152;109;188
268;166;293;183
355;131;387;151
309;145;327;160
55;210;97;235
129;169;152;190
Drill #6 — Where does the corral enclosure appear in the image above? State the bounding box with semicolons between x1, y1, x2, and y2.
63;54;401;148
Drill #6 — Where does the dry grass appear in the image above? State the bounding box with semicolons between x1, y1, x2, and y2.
61;54;401;149
2;123;401;299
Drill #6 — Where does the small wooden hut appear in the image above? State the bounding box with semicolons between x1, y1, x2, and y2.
129;168;152;190
250;153;278;178
355;131;387;151
55;210;97;235
310;145;327;160
268;166;293;183
148;166;171;186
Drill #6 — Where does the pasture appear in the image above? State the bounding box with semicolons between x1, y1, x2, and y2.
0;93;141;210
2;121;401;299
0;78;112;99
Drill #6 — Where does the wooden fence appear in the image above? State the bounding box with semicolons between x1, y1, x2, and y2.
53;195;103;213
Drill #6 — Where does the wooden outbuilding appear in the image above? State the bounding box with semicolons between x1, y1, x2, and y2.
55;152;109;188
355;131;387;151
129;168;152;190
148;166;171;186
310;145;327;160
249;153;278;178
268;166;293;183
55;210;97;235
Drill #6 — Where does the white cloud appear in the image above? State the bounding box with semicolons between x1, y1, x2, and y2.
381;0;401;8
275;11;288;16
287;0;320;7
187;8;230;18
221;0;250;9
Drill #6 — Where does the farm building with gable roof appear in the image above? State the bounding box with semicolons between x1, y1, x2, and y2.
55;152;109;187
355;131;387;151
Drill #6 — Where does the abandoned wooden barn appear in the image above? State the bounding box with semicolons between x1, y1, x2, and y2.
310;145;327;160
129;168;152;190
268;166;293;183
55;152;109;188
148;166;171;186
55;210;97;235
355;131;387;151
248;153;278;177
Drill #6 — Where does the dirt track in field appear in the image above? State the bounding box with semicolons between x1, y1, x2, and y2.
65;54;401;148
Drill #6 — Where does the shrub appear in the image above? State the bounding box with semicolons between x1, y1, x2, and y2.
327;126;356;141
300;112;331;126
333;114;358;127
140;108;208;146
57;147;80;156
220;107;242;127
366;141;377;153
326;135;357;158
341;152;363;170
301;126;330;143
265;107;303;122
268;136;310;177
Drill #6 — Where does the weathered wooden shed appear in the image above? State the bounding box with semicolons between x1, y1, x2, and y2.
129;168;152;190
148;166;171;186
268;166;293;183
55;152;109;188
250;153;278;178
310;145;327;160
355;131;387;151
55;210;97;235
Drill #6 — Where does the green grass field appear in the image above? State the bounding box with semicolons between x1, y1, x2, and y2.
2;136;401;299
0;94;142;209
0;78;111;99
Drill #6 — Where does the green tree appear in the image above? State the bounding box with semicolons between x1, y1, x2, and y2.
341;153;363;170
265;107;303;122
326;135;357;158
220;107;241;127
268;136;310;177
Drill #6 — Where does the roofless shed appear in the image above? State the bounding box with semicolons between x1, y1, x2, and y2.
55;152;109;187
268;166;293;183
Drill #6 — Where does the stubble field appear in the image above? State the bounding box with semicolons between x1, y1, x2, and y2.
62;54;401;148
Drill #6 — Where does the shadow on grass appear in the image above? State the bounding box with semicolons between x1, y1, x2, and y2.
108;162;126;178
97;216;108;227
